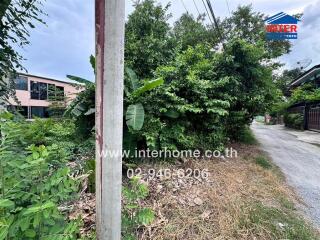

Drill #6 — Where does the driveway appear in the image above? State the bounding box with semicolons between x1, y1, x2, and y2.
251;122;320;227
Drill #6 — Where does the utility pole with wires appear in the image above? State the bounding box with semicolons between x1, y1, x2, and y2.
201;0;214;26
95;0;125;239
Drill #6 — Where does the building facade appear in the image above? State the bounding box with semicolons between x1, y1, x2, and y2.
8;73;82;119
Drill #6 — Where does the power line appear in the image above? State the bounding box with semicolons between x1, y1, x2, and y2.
225;0;231;16
192;0;201;17
205;0;225;48
180;0;189;14
201;0;214;26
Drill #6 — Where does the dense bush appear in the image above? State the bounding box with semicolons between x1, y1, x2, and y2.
137;44;230;151
0;113;81;239
67;2;281;153
284;113;304;130
289;84;320;104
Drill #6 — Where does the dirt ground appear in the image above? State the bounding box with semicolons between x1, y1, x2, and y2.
71;143;320;240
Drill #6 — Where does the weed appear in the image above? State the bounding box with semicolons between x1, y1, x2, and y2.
240;202;318;240
255;155;272;169
239;126;258;145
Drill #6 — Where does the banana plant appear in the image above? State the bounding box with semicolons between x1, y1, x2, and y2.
65;55;163;133
125;67;164;130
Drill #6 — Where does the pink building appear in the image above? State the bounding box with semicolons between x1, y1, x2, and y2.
8;73;82;119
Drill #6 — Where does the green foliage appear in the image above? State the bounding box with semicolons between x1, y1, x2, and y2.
84;159;95;194
125;69;164;132
284;113;304;130
289;83;320;104
126;104;145;131
140;44;230;150
255;156;272;169
274;68;302;95
0;113;80;240
64;56;95;138
219;40;276;139
0;0;45;105
222;5;292;59
238;126;257;145
122;177;155;240
240;202;318;239
173;13;219;51
125;0;175;78
68;3;290;154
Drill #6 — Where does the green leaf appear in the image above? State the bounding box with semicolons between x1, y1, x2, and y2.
20;217;30;231
33;213;41;228
0;199;14;208
163;109;179;119
126;104;145;131
23;202;56;216
125;67;140;91
137;208;155;225
0;226;8;240
132;78;164;97
25;229;36;238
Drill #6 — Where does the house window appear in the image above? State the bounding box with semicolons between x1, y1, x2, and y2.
30;81;64;101
15;76;28;91
30;81;48;100
30;81;40;99
39;82;48;100
56;86;65;101
48;84;56;100
31;106;49;118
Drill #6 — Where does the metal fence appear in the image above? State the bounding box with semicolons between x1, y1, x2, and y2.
308;106;320;131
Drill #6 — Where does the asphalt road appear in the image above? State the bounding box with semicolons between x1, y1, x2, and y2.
251;122;320;227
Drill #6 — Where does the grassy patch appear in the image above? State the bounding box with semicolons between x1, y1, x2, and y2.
239;126;258;145
255;155;272;169
240;202;318;240
279;196;295;210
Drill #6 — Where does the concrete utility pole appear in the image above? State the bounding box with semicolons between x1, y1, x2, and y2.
95;0;125;239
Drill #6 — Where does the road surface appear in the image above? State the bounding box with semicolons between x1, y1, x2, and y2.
251;122;320;227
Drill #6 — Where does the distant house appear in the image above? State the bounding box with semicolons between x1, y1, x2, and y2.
290;64;320;89
288;65;320;131
7;73;82;119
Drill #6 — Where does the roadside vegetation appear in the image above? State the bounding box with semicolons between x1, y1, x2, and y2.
1;0;319;240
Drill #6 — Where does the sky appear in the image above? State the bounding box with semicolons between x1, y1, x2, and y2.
17;0;320;82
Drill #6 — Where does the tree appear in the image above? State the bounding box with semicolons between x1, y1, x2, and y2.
0;0;45;105
125;0;175;78
274;68;302;95
222;5;292;60
172;13;219;51
216;39;278;139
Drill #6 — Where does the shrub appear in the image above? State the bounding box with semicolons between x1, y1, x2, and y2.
284;113;304;130
122;177;155;240
238;126;258;145
140;45;230;151
0;113;81;239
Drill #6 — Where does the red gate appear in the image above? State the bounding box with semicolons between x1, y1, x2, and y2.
308;107;320;131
